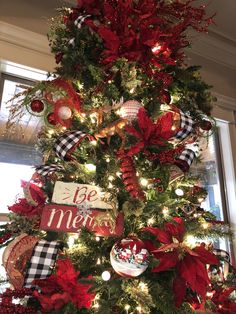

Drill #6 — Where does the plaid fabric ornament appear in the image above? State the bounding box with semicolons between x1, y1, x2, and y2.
74;15;91;29
175;142;199;172
24;240;61;288
174;111;194;140
35;164;64;177
54;130;88;161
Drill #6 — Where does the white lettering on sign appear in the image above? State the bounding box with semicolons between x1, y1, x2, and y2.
52;181;113;209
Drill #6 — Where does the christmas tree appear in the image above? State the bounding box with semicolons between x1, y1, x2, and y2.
1;1;236;313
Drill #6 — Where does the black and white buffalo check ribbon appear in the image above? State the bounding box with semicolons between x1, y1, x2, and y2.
175;111;194;141
35;164;64;177
74;15;91;29
213;248;230;262
54;130;87;160
24;240;61;288
175;142;199;172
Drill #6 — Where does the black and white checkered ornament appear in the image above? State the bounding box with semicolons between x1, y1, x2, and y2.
54;130;88;161
175;142;199;172
74;15;91;29
174;111;194;141
35;164;64;177
24;240;61;288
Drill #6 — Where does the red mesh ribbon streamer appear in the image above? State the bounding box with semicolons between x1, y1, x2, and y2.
117;149;145;200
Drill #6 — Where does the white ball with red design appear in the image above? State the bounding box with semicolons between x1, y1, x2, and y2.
58;106;72;120
110;236;149;278
118;100;142;121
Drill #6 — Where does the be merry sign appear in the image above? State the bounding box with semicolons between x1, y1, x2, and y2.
40;181;123;236
52;181;113;209
40;204;124;236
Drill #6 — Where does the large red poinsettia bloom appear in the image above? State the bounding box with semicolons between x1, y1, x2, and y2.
33;259;95;312
125;107;176;156
144;218;219;307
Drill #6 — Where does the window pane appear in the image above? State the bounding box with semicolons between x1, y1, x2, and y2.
0;162;35;213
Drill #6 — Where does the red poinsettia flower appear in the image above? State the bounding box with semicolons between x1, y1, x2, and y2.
211;286;236;314
125;107;175;156
8;198;43;217
33;258;95;312
144;218;219;307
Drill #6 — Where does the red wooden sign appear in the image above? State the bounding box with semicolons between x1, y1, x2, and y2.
40;204;124;237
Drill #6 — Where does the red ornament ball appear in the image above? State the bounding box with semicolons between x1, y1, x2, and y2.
47;112;57;125
30;99;44;113
199;120;212;131
110;236;149;278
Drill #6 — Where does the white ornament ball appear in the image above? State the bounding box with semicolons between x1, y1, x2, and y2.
110;236;149;278
118;100;142;121
58;106;72;120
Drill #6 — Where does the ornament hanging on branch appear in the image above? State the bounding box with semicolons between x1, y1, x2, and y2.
117;100;142;122
117;149;145;200
29;99;44;114
110;236;149;278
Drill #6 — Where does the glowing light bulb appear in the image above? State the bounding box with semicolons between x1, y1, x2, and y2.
198;197;204;203
91;140;97;146
101;270;111;281
95;236;100;242
175;188;184;196
185;235;196;246
139;282;148;292
125;304;130;312
162;207;169;216
48;129;54;135
147;217;155;225
97;258;101;265
67;234;78;248
106;157;110;162
108;175;114;181
85;163;96;172
202;222;209;229
140;178;148;186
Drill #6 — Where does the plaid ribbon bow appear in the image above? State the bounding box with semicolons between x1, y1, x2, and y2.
74;15;91;29
24;240;61;288
175;142;199;172
35;164;64;177
54;130;89;161
175;111;194;140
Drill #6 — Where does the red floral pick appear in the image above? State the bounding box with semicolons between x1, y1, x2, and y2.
8;198;43;217
125;107;174;157
33;258;95;312
79;0;214;81
144;217;219;307
211;286;236;314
